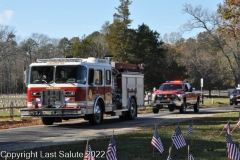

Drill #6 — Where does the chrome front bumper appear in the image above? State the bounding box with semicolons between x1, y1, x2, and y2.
20;108;83;117
151;99;183;108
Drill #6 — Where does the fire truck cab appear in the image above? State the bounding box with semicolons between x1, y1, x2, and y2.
21;57;145;125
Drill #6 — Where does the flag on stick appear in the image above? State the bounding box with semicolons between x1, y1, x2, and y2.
186;120;193;137
226;133;240;160
224;121;231;134
151;127;164;153
171;125;186;149
219;121;231;136
84;140;95;160
106;135;117;160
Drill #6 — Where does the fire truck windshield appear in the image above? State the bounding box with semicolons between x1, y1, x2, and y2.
29;65;87;84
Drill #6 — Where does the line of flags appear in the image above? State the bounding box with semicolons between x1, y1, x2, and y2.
84;134;117;160
83;118;240;160
151;121;195;160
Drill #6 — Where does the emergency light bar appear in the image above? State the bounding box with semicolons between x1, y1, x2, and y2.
36;57;109;64
36;58;83;63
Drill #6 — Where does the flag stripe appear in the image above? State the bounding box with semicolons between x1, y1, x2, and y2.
171;126;186;149
186;121;193;137
226;133;240;160
106;135;117;160
151;128;164;153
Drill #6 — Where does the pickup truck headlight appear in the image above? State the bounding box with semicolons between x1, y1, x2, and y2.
177;94;183;98
230;95;233;99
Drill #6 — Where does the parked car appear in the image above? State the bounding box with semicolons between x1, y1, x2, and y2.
229;89;240;105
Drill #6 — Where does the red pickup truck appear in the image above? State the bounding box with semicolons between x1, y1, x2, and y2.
150;81;201;113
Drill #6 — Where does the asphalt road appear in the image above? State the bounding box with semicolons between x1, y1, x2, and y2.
0;105;239;152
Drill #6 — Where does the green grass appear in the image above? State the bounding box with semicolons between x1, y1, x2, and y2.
11;111;240;160
200;98;229;107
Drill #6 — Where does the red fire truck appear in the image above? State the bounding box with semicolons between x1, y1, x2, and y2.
20;57;145;125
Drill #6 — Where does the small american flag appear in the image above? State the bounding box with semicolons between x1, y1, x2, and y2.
84;144;95;160
224;121;231;134
189;153;194;160
106;135;117;160
151;128;164;153
186;121;193;137
171;125;186;149
167;155;172;160
226;133;240;160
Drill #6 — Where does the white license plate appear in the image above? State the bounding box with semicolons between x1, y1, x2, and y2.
43;111;52;115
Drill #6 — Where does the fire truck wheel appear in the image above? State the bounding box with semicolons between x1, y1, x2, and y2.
126;98;137;120
179;101;187;113
194;99;200;113
41;117;55;125
89;101;103;125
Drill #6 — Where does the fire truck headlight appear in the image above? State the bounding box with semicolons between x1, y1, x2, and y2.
55;101;63;108
65;91;75;96
31;98;41;102
65;97;75;102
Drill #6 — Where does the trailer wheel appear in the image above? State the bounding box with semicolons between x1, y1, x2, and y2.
89;101;103;125
41;117;55;125
126;98;137;120
152;108;159;114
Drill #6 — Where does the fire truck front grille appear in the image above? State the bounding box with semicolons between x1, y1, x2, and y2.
42;90;65;107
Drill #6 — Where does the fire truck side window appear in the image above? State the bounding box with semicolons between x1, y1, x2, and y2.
88;69;94;85
94;70;102;85
105;70;111;85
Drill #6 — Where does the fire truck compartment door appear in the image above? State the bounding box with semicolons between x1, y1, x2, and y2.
121;73;144;108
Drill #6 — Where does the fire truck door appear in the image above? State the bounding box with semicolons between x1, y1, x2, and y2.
88;69;103;101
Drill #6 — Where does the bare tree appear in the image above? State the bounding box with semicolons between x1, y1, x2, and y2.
181;3;239;86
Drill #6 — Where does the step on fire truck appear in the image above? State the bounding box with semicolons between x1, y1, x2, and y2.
21;56;145;125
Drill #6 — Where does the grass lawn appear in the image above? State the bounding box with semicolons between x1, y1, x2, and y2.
8;111;240;160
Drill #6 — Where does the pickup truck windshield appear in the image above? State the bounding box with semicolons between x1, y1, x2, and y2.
159;84;184;91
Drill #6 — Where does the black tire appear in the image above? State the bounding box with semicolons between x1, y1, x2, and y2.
41;117;55;125
153;108;159;114
179;101;187;113
235;103;238;105
230;102;233;105
168;105;174;112
194;99;200;113
126;98;137;120
89;101;103;125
